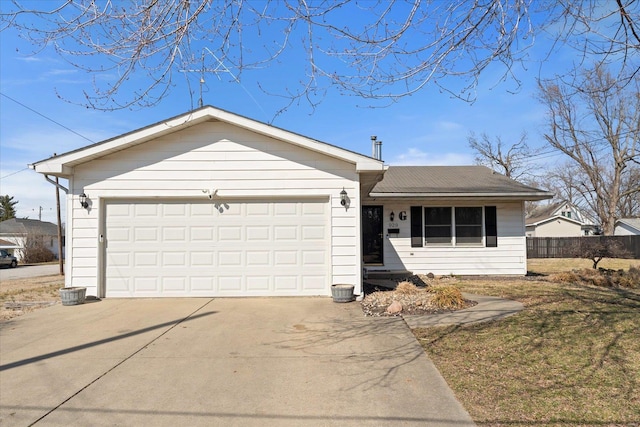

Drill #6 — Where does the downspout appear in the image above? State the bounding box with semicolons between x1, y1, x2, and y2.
40;173;69;277
43;174;69;193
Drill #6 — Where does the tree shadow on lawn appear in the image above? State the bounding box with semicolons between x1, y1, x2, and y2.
413;282;640;425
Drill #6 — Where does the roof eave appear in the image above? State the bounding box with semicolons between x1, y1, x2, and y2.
368;192;553;201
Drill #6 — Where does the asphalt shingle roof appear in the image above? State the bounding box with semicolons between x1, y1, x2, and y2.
370;166;550;198
0;218;58;236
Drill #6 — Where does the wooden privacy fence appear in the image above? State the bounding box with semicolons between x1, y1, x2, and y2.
527;236;640;259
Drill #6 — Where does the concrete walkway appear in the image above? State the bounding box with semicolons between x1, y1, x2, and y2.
403;293;524;329
1;298;475;427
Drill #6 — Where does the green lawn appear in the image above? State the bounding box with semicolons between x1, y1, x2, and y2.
413;260;640;426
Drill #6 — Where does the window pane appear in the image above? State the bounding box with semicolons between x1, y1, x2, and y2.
425;207;451;225
455;207;482;225
425;207;452;244
456;225;482;244
455;207;482;245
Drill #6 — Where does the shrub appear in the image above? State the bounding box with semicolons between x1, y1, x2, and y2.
431;286;466;310
549;267;640;289
569;238;630;269
395;281;419;294
21;245;55;264
549;272;580;283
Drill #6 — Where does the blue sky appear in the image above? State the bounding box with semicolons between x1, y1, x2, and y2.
0;5;569;224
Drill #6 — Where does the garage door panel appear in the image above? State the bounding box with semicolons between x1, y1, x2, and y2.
274;226;297;240
274;276;297;290
135;204;159;216
105;199;329;297
163;227;187;241
162;277;187;292
163;252;186;266
191;252;215;266
302;226;325;240
108;227;131;242
246;251;270;266
218;226;242;241
190;277;215;292
303;276;326;290
134;277;159;292
135;227;158;241
246;226;270;240
219;276;242;292
246;276;270;291
163;204;187;216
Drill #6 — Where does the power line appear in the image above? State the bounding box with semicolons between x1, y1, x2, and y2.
0;168;29;180
0;92;95;143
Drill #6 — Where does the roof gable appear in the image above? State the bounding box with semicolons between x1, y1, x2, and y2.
616;218;640;233
370;166;552;200
526;201;596;225
525;214;584;228
31;105;384;176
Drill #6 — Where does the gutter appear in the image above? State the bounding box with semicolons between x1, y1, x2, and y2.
368;192;554;199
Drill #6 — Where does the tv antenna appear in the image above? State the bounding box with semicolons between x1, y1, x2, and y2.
180;48;238;107
179;48;268;120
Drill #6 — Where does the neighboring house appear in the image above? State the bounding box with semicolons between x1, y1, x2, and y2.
0;218;62;261
525;201;599;237
614;218;640;236
0;238;21;257
30;106;551;298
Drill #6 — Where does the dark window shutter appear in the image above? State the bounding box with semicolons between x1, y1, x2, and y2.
485;206;497;247
410;206;423;247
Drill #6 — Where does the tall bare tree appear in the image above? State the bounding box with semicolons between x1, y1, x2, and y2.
1;1;639;111
537;65;640;235
467;132;531;180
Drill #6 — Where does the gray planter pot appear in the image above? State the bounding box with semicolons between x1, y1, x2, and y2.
59;287;87;306
331;284;355;303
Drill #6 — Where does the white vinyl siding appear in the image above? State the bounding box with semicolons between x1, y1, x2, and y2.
371;201;527;275
526;217;583;237
67;121;361;297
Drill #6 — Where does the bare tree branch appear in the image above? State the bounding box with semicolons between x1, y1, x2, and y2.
467;131;531;180
1;1;639;112
538;64;640;235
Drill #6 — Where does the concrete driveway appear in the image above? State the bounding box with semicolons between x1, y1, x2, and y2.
0;298;474;426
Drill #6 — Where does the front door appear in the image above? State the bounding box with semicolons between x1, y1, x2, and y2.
362;206;383;265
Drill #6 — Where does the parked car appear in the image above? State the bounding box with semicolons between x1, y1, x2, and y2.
0;249;18;268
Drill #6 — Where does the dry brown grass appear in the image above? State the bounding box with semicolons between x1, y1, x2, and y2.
413;260;640;426
527;257;640;275
394;281;420;294
0;275;64;321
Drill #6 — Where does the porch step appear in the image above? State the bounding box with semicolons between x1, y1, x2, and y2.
364;270;413;280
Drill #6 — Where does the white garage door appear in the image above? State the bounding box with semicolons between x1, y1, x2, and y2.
104;199;329;297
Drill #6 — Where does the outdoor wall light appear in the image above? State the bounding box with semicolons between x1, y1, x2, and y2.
390;211;395;221
340;188;348;206
79;192;89;209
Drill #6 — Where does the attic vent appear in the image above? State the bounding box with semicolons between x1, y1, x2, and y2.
371;135;382;160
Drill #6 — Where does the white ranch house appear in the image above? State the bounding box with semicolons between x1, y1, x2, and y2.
31;106;551;298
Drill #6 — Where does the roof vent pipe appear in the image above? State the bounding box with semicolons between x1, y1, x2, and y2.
371;135;382;160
